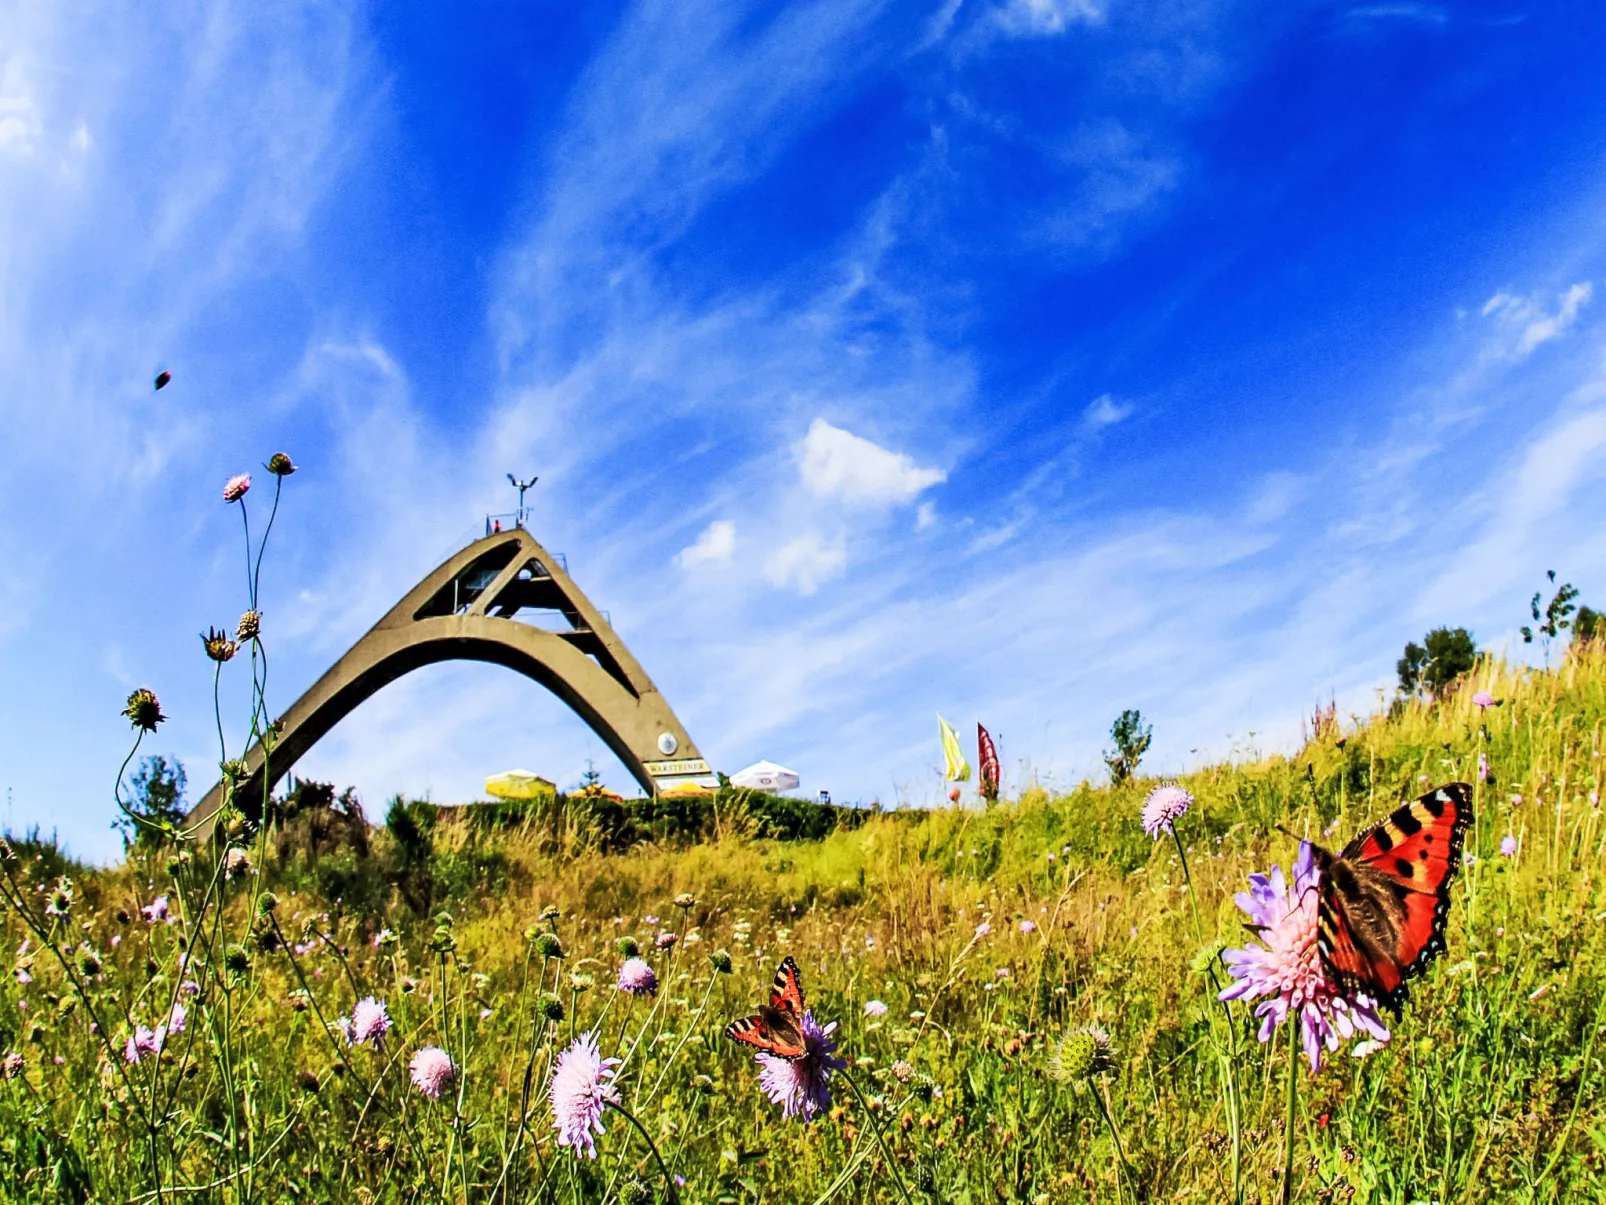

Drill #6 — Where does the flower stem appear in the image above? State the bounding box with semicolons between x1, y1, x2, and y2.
1093;1078;1136;1205
1282;1018;1299;1205
608;1100;679;1203
836;1068;915;1205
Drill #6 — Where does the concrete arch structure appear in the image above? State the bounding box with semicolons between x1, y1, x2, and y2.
189;527;712;833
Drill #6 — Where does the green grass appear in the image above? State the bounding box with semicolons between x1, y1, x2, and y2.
4;648;1606;1203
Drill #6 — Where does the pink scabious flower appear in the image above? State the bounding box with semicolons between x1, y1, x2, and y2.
654;931;679;951
864;999;888;1016
124;1025;162;1065
1472;691;1497;710
167;1002;188;1037
1499;835;1518;858
408;1045;457;1100
550;1032;620;1157
974;922;991;938
223;473;251;503
1218;842;1390;1072
141;896;170;925
1019;919;1037;934
755;1010;846;1122
616;957;657;997
1478;751;1492;783
344;996;391;1049
1;1052;22;1079
1141;784;1193;838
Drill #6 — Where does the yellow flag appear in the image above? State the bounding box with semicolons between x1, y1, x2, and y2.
939;714;971;782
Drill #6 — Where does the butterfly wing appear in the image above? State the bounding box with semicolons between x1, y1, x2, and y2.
771;956;806;1016
724;957;808;1060
1316;782;1473;1014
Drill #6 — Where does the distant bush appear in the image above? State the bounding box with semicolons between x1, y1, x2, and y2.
1103;709;1152;784
1397;626;1477;697
115;754;186;851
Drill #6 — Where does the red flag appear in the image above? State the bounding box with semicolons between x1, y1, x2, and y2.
977;723;1000;802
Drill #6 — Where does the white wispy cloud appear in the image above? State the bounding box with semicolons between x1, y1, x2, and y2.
1481;282;1593;360
797;418;947;506
993;0;1105;37
676;519;737;567
1083;393;1133;429
763;532;848;594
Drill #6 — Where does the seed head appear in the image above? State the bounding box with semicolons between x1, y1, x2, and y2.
76;948;102;976
224;945;250;974
236;611;261;642
202;627;238;663
256;892;279;916
123;688;166;732
537;992;566;1023
534;933;565;960
1048;1025;1117;1084
568;971;594;993
709;948;733;974
674;892;697;909
616;935;640;958
539;904;561;921
266;453;297;477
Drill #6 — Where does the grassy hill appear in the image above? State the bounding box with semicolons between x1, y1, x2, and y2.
2;648;1604;1202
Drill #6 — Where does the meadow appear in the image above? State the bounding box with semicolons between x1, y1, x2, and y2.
2;469;1603;1203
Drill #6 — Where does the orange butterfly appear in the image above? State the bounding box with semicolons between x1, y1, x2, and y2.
1308;782;1473;1014
724;956;808;1060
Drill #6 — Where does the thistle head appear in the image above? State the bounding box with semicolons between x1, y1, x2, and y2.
202;628;238;663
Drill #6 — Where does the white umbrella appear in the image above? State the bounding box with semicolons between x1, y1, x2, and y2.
730;760;801;792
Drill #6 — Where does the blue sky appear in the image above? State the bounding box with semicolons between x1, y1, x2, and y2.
6;0;1606;861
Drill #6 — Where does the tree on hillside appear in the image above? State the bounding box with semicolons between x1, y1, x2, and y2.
1522;570;1578;667
1104;709;1152;785
1397;627;1477;699
1575;604;1605;647
115;754;187;851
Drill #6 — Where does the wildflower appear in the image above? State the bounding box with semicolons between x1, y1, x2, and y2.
568;971;594;992
1472;691;1497;709
655;932;679;952
266;453;297;476
1141;784;1193;838
975;922;992;938
180;980;200;996
43;880;73;920
617;958;657;997
236;610;261;641
224;945;250;974
540;904;561;921
1019;920;1037;935
124;1025;161;1064
201;627;238;663
167;1002;187;1036
346;996;391;1049
479;1007;493;1020
1500;835;1518;858
224;848;252;880
755;1010;846;1122
408;1046;457;1099
550;1032;620;1157
1218;843;1390;1071
141;896;170;925
538;992;566;1023
865;1000;888;1017
1;1052;21;1079
1478;752;1491;783
372;928;396;949
1048;1025;1117;1083
996;967;1011;979
76;949;102;976
1047;852;1056;863
223;473;251;503
674;892;697;909
122;688;166;732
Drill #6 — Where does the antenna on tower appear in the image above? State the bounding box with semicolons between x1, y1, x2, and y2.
506;473;539;529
